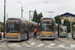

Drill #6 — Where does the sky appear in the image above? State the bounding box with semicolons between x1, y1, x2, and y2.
0;0;75;22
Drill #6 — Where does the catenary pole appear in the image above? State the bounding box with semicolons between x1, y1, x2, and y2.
3;0;6;38
21;6;23;18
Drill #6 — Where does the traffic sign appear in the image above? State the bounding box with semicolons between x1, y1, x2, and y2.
61;18;64;24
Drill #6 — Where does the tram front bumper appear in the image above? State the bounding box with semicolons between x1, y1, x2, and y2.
5;36;21;41
40;35;55;39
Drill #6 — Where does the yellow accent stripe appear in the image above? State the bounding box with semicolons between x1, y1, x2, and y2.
6;33;21;37
40;31;54;35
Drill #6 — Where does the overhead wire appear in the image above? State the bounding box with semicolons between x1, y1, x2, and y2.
18;0;30;11
6;3;27;18
7;2;20;10
7;0;29;14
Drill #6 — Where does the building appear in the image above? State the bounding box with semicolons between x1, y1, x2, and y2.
60;12;75;21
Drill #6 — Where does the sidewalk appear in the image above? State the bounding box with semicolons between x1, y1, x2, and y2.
0;38;5;42
57;38;75;44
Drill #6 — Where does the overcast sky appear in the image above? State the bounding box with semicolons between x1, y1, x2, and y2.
0;0;75;22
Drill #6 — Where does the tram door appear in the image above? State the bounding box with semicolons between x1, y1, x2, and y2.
72;23;75;39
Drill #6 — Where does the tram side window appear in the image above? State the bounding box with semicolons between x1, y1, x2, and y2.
22;23;25;29
15;23;20;32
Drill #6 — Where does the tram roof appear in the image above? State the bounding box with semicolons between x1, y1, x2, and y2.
20;18;37;24
8;18;40;25
7;18;37;25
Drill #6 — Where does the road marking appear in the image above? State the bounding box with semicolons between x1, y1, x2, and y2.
0;44;6;47
9;44;18;46
45;45;53;48
30;43;36;45
57;44;65;48
49;43;55;46
70;44;75;48
64;46;73;49
36;43;44;47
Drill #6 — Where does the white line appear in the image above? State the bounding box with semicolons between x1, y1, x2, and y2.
36;43;44;47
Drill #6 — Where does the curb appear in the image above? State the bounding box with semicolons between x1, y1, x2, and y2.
0;39;5;43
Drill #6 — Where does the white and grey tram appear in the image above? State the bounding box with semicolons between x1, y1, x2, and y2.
40;17;58;39
5;18;38;41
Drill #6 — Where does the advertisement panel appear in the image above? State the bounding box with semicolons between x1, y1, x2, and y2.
59;26;67;36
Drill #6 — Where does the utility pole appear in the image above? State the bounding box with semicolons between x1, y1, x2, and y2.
21;6;23;18
3;0;6;38
6;14;8;21
29;11;34;20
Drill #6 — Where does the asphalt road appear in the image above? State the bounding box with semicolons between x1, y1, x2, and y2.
0;37;75;50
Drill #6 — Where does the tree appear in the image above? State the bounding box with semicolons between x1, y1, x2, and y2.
54;15;61;24
32;10;43;23
64;19;70;32
0;21;3;32
32;10;37;22
37;13;43;23
54;15;70;32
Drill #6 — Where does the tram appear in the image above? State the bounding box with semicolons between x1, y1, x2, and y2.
72;20;75;39
40;17;58;40
5;18;37;41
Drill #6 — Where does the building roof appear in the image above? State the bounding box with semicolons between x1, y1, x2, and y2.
60;12;75;17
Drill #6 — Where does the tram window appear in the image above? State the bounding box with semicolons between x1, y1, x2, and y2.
21;23;25;29
42;24;53;31
6;22;20;33
15;24;20;31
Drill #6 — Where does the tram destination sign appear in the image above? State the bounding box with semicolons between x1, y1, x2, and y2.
8;20;18;22
42;20;52;21
59;26;67;36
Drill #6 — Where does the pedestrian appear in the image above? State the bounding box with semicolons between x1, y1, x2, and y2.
33;27;37;39
24;26;29;40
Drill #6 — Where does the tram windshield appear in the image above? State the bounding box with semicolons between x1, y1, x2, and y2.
6;22;20;33
41;21;54;31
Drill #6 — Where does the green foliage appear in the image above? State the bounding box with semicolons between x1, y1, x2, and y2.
37;13;43;23
32;10;37;22
54;15;61;24
32;10;43;23
0;21;3;32
64;19;70;32
0;21;6;32
0;21;2;24
54;15;70;32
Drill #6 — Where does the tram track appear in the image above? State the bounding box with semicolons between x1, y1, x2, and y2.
41;39;57;47
0;40;5;50
6;42;14;50
0;40;14;50
19;40;37;50
0;37;70;50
